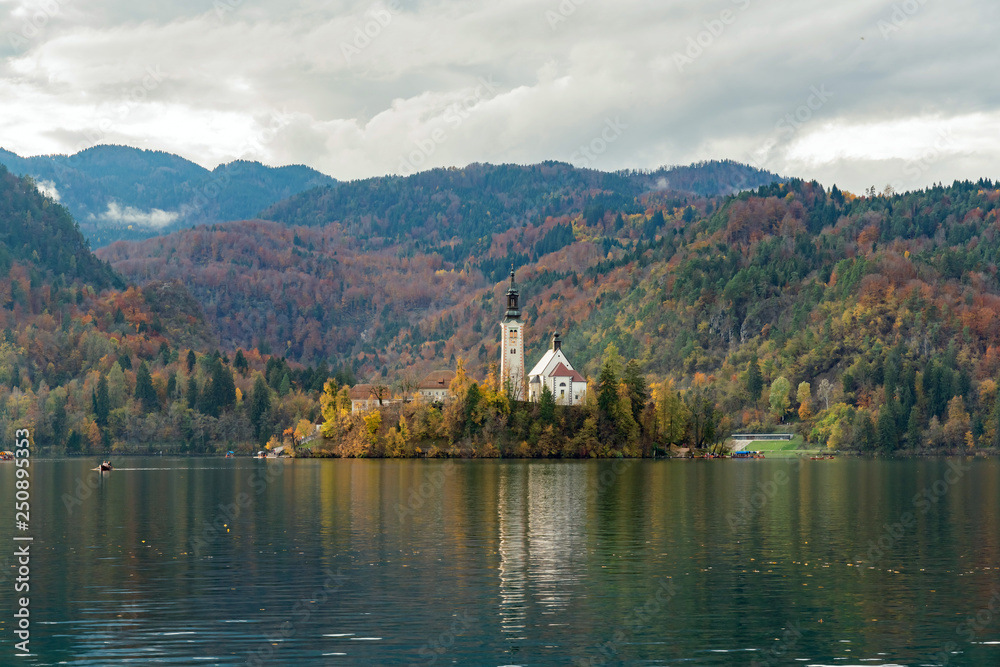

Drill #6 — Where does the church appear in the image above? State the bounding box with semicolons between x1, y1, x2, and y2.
499;269;588;406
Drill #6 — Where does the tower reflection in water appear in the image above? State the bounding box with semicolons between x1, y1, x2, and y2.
497;463;587;653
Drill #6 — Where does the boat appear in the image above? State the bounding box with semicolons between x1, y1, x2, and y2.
0;451;13;461
95;461;113;471
225;451;235;458
256;451;268;459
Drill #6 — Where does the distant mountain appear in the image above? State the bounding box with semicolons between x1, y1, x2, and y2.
259;159;784;271
100;159;785;364
0;145;336;246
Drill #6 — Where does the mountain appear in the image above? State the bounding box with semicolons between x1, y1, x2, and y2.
99;160;1000;455
0;164;122;289
258;160;784;275
100;159;783;362
0;145;336;246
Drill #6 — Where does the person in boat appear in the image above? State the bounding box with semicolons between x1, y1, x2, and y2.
100;461;113;471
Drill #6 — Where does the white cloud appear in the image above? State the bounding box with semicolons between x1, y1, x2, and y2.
35;178;59;201
0;0;997;193
93;201;178;228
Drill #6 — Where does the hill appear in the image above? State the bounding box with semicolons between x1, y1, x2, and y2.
0;145;336;246
100;163;1000;456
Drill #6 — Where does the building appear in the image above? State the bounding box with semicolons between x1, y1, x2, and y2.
418;370;456;401
499;268;526;400
348;384;400;414
527;332;588;405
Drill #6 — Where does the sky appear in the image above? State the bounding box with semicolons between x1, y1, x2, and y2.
1;0;997;194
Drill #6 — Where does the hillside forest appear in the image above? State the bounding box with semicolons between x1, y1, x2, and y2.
4;155;1000;457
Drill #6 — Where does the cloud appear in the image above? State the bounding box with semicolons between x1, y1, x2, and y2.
92;201;179;228
35;178;60;201
0;0;998;193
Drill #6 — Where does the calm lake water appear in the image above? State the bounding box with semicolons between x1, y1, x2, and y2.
1;457;999;666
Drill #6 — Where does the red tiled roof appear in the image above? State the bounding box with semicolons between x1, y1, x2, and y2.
551;363;585;383
348;384;373;400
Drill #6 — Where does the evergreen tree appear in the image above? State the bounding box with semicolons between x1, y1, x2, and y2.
234;349;249;376
877;406;898;453
744;354;764;401
538;384;556;425
93;375;110;427
597;359;620;441
118;353;132;370
250;374;272;444
134;361;158;413
623;359;648;426
278;372;291;397
186;350;197;373
186;375;198;410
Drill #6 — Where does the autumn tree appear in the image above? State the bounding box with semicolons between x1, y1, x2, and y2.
769;377;791;422
797;381;812;420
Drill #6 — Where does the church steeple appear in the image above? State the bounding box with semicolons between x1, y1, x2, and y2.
505;266;521;319
500;265;526;400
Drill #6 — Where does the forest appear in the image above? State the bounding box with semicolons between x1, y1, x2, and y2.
6;153;1000;456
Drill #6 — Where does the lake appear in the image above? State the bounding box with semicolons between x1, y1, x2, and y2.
1;457;999;665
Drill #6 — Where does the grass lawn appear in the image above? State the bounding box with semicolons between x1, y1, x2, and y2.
735;435;805;451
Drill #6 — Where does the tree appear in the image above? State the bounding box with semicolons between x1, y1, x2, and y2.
797;381;812;420
877;406;898;453
652;381;690;448
234;349;249;377
186;350;196;373
744;354;764;401
107;362;128;410
369;382;390;405
538;384;556;425
817;378;834;411
623;359;648;426
769;377;792;422
249;374;272;444
685;387;717;449
93;374;110;427
597;357;620;442
186;375;199;410
943;395;971;448
134;361;158;413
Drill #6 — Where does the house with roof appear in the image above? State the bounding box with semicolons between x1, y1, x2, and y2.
418;370;456;401
348;384;401;414
527;333;588;406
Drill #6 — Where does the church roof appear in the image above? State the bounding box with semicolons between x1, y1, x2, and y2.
551;363;586;383
528;348;573;378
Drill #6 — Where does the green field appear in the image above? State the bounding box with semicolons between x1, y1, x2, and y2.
731;435;805;451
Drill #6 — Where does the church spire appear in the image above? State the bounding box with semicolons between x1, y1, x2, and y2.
505;266;521;319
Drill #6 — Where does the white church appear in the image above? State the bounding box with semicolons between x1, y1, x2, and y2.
499;269;588;406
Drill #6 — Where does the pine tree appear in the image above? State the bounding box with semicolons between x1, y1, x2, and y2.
744;354;763;401
250;374;272;444
186;375;198;410
234;349;249;377
93;375;109;427
877;406;898;453
623;360;648;426
538;384;556;425
134;361;158;413
186;350;197;373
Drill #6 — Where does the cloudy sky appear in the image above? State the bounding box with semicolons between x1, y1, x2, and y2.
1;0;997;193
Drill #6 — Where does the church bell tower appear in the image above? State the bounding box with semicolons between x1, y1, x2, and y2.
500;267;525;400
